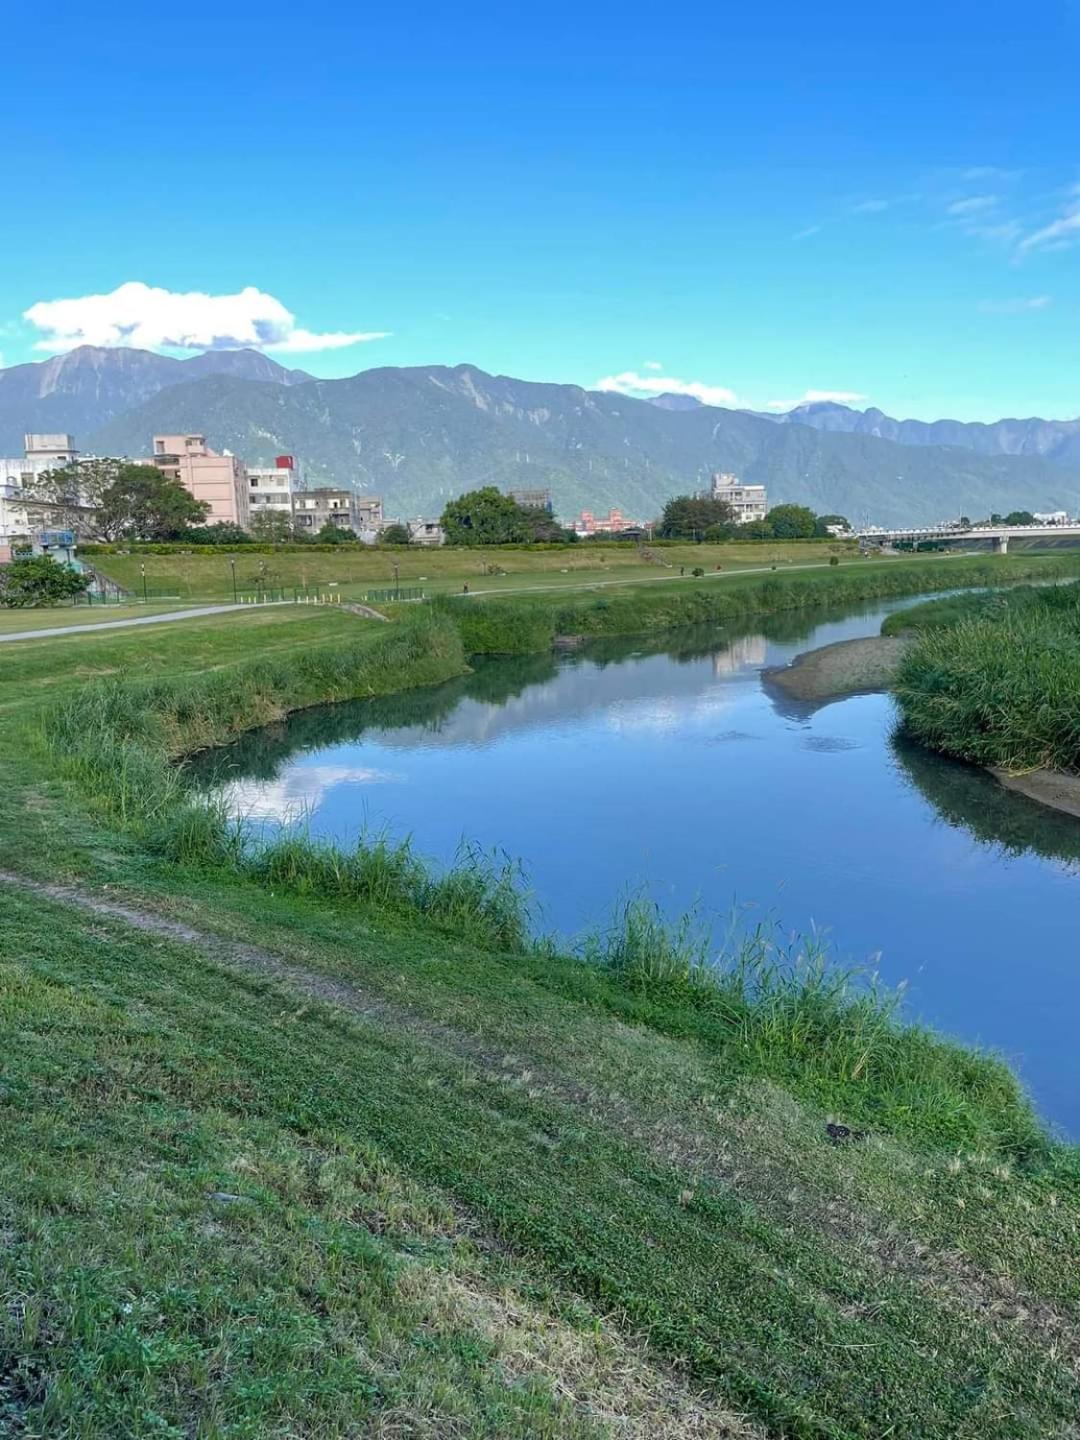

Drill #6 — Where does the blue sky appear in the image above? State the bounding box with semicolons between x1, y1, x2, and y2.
3;0;1079;420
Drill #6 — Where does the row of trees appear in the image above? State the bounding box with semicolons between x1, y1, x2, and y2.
19;463;851;550
657;496;850;541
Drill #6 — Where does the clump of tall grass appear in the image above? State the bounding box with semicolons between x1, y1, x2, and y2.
250;829;532;952
895;587;1080;772
578;898;1048;1158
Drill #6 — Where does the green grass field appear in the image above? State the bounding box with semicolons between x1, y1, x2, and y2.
88;537;856;600
1;565;1078;1437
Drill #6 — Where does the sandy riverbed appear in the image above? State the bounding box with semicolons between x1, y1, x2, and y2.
765;635;910;703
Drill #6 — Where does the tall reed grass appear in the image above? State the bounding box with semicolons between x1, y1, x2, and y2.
894;582;1080;772
578;897;1049;1158
449;552;1080;654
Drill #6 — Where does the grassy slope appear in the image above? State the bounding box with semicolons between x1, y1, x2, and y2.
890;582;1080;772
90;538;854;599
1;574;1079;1437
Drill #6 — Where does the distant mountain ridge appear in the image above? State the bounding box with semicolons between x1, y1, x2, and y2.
1;346;1079;526
0;345;311;451
768;400;1080;470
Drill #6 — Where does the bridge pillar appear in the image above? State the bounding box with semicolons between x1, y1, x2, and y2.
993;535;1009;554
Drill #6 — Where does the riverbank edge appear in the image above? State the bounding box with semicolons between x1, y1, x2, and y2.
765;631;1080;819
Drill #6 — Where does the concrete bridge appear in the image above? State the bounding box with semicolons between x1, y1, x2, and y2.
855;522;1080;554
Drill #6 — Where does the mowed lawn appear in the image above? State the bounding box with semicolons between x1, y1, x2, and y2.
0;601;210;635
0;580;1077;1438
90;537;856;600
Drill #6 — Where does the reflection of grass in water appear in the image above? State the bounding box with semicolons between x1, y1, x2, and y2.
190;609;889;792
892;728;1080;868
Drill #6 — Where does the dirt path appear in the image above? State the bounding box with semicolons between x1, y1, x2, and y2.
0;863;1074;1360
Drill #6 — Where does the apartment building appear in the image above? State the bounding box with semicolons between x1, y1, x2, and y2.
248;455;303;516
292;487;362;533
148;434;250;528
572;507;645;535
0;434;81;540
707;472;767;524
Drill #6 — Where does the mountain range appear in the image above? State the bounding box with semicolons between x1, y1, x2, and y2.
1;345;1079;526
766;400;1080;470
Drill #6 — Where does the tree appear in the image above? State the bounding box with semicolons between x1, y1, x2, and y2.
0;556;89;608
443;489;532;544
380;523;412;545
1003;510;1036;525
185;522;252;545
657;495;736;540
96;465;210;541
25;459;212;541
740;519;775;540
249;511;298;543
766;504;817;539
22;458;122;534
441;487;533;545
315;522;357;545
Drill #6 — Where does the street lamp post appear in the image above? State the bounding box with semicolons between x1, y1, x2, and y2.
392;561;400;599
140;562;147;603
230;557;237;603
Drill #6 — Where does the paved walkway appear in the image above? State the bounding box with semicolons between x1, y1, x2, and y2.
0;601;291;644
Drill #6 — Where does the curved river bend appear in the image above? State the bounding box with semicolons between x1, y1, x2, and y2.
194;594;1080;1135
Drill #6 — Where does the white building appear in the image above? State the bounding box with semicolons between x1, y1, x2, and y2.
247;455;304;517
0;434;81;540
707;472;767;524
406;516;445;546
1033;511;1070;526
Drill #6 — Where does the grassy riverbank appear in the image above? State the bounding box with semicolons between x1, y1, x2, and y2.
2;561;1079;1436
88;537;855;601
892;582;1080;772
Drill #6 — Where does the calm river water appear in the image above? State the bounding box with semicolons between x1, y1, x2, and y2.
194;594;1080;1134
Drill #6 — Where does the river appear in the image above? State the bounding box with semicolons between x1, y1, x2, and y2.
192;593;1080;1135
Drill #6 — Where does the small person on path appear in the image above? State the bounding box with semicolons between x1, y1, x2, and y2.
463;583;469;593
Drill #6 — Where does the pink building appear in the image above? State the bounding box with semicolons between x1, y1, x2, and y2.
573;507;645;535
148;434;250;528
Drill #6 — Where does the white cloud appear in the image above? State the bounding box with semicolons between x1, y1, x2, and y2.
961;166;1022;183
595;370;738;407
793;224;822;240
766;389;868;412
642;359;664;371
946;194;999;216
978;295;1051;314
852;199;890;214
1017;203;1080;255
23;281;390;354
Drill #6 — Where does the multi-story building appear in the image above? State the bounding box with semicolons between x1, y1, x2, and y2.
508;487;553;513
0;434;81;540
247;455;303;517
292;487;363;534
148;434;250;528
706;472;767;524
406;516;445;546
572;507;645;535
